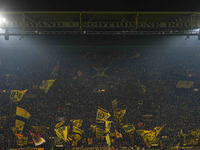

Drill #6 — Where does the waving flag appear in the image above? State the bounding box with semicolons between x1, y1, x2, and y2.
122;124;135;133
114;109;126;124
55;125;70;142
13;107;31;134
136;124;166;148
29;131;46;146
96;107;111;123
96;127;105;139
16;135;28;146
106;134;111;146
55;120;65;129
40;79;56;93
105;121;112;132
70;119;83;127
10;89;27;102
72;126;84;135
176;80;194;88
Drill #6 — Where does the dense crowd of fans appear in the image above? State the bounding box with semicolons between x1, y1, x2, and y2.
0;35;199;149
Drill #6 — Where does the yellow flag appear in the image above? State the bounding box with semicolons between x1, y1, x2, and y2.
13;107;31;134
154;124;166;137
55;120;65;128
90;125;97;133
96;107;111;123
63;126;70;142
55;125;70;142
176;80;194;88
72;126;84;135
136;124;166;148
96;127;105;139
71;134;82;142
136;130;155;148
105;121;112;132
40;79;56;93
106;134;111;146
114;109;126;124
70;119;83;127
16;135;28;146
122;124;135;133
10;89;27;102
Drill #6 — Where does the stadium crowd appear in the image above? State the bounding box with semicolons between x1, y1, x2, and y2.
0;36;200;149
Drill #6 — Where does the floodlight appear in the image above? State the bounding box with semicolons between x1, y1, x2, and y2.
0;16;6;23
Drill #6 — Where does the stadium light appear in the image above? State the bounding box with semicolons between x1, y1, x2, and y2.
0;16;6;23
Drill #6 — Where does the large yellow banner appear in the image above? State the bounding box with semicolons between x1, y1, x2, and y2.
13;107;31;134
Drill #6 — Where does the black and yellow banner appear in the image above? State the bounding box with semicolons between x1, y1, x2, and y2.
55;125;70;142
96;127;105;139
55;120;65;129
72;126;84;135
96;107;111;123
10;89;27;102
16;135;28;146
136;124;166;148
105;121;112;132
70;134;82;142
114;109;126;124
13;107;31;134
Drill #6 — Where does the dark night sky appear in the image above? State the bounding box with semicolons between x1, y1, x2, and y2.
0;0;200;11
